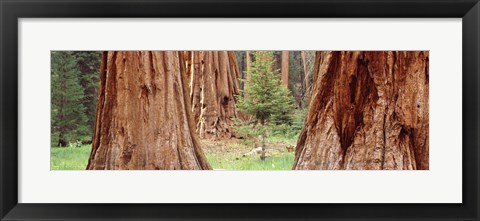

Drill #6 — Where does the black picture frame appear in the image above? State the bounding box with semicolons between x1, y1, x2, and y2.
1;0;479;220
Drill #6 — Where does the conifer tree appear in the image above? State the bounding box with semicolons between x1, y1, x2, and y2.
237;51;295;129
51;51;89;147
72;52;101;132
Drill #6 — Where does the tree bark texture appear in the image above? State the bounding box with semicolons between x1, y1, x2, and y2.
293;51;429;170
274;51;282;73
245;51;253;97
187;51;241;139
87;51;211;170
281;51;289;87
301;51;310;103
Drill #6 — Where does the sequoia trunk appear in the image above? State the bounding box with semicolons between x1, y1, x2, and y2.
293;51;429;170
187;51;241;139
281;51;289;87
87;51;211;170
302;51;316;104
245;51;253;98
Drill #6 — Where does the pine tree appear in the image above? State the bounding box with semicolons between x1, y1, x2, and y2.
72;51;101;134
237;51;295;130
51;51;89;147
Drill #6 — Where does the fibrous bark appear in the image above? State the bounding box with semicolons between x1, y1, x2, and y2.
187;51;241;139
245;51;253;97
281;51;289;87
301;51;316;104
87;51;211;170
274;51;282;73
301;51;310;103
293;51;429;170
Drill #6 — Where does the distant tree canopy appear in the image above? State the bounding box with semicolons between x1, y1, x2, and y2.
51;51;100;147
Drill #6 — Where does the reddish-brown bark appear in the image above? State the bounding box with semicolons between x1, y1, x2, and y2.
186;51;241;139
87;51;211;170
293;51;429;170
281;51;289;87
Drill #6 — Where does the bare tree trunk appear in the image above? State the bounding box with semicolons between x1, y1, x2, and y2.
281;51;289;87
188;51;203;126
245;51;253;98
188;51;241;139
274;51;282;72
87;51;211;170
293;51;429;170
301;51;310;104
236;51;246;91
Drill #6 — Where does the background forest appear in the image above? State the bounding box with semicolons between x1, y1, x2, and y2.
52;51;429;170
51;51;316;170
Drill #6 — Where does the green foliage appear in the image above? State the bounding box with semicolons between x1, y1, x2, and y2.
72;52;101;130
234;109;306;141
51;51;90;146
236;51;295;137
235;51;305;146
233;118;269;139
269;108;307;139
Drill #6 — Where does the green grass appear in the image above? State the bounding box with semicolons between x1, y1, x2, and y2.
51;145;91;170
266;135;299;143
206;152;295;170
51;144;295;170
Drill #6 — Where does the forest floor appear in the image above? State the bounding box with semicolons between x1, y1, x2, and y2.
204;137;296;170
50;137;297;170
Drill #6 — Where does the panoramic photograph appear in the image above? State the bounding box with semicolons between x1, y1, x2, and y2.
51;51;429;170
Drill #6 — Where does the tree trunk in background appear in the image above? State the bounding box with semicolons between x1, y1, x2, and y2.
236;51;246;91
302;51;318;107
312;51;329;84
293;51;429;170
87;51;211;170
274;51;282;72
188;51;202;126
245;51;253;98
187;51;241;139
281;51;289;87
301;51;310;104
